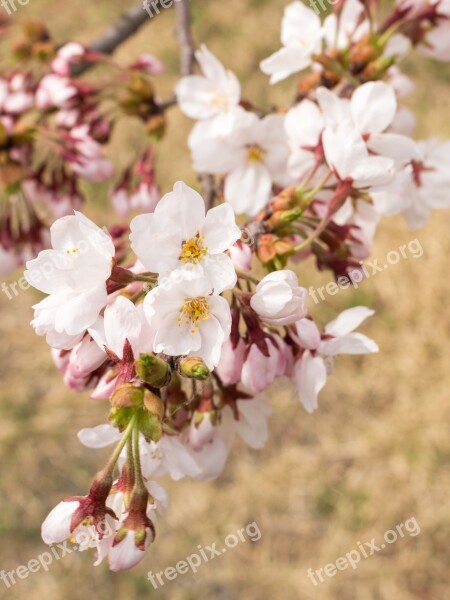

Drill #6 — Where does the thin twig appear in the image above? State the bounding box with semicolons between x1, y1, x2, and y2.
72;1;170;75
175;0;196;76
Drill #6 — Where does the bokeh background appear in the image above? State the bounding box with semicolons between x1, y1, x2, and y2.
1;1;450;598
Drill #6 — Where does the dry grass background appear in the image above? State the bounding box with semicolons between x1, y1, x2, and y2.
0;1;450;599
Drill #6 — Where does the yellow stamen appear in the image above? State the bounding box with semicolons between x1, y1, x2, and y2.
177;296;210;333
179;230;208;264
247;144;265;163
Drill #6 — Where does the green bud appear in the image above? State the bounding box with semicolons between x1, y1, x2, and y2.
178;356;210;381
135;353;170;387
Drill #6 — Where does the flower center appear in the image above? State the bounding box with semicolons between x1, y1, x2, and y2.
246;144;265;163
179;230;208;264
212;93;229;110
178;296;210;333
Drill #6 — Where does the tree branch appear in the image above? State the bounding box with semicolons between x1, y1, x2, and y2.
90;2;159;55
72;2;170;75
175;0;196;76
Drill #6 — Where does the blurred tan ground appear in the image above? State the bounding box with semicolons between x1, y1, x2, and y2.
0;1;450;599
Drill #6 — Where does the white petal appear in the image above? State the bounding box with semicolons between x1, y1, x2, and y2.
351;81;397;136
295;318;321;350
320;332;379;355
41;501;80;544
260;47;312;84
224;163;272;216
325;306;375;336
295;352;327;413
202;253;237;294
201;203;241;254
77;424;122;448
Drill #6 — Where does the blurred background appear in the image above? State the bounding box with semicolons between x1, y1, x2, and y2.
1;1;450;598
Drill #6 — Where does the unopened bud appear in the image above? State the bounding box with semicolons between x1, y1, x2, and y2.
139;411;162;443
135;353;170;387
110;384;144;409
267;207;302;229
143;390;165;421
178;356;210;381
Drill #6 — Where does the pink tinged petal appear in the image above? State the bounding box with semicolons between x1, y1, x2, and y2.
316;87;351;128
103;296;142;359
195;44;228;84
24;249;73;295
88;316;107;352
201;203;241;253
175;75;223;119
129;212;182;274
41;501;80;544
189;437;229;481
325;306;375;336
154;311;202;356
133;305;156;356
280;1;321;46
207;294;232;336
54;285;107;335
77;424;122;448
143;279;188;324
216;338;245;385
350;156;395;189
93;515;115;566
295;318;321;350
295;352;327;414
236;396;271;449
320;332;379;356
155;181;206;240
108;531;148;572
260;47;312;84
241;342;280;394
367;133;421;169
190;130;240;173
284;99;325;148
197;315;227;369
159;436;202;480
322;120;369;180
145;481;169;515
351;81;397;136
202;253;237;294
224;162;272;216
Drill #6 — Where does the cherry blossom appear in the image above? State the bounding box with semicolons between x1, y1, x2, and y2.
250;270;308;326
294;307;379;413
176;45;242;135
260;1;322;84
130;181;241;293
190;111;290;215
144;275;231;369
24;212;115;349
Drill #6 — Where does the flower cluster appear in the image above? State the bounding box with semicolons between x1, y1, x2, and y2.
0;23;165;274
21;0;450;572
